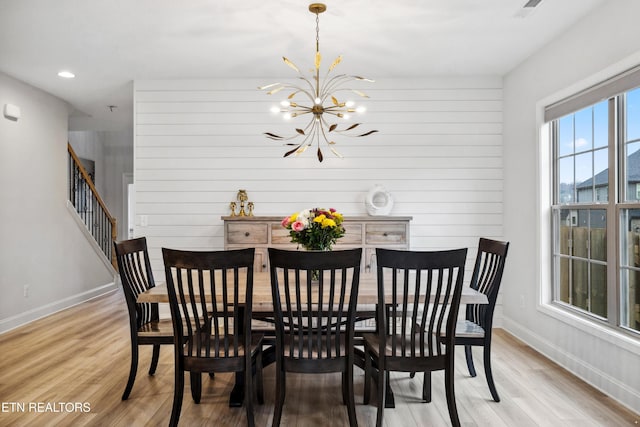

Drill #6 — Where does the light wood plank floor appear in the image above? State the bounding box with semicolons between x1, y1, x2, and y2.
0;290;638;426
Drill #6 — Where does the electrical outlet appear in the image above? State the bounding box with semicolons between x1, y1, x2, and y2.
23;284;29;298
519;295;525;308
140;215;148;227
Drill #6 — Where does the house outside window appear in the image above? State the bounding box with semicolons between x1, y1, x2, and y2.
549;82;640;334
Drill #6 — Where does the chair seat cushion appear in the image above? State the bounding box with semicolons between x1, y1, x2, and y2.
454;320;485;338
138;318;173;337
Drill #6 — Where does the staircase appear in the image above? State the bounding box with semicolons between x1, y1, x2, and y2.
67;143;117;268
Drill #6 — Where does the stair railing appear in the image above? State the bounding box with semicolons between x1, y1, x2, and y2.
67;143;117;268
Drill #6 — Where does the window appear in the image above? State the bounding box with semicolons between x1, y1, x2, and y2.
550;84;640;335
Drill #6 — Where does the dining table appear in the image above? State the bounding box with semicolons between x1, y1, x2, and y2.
137;270;488;408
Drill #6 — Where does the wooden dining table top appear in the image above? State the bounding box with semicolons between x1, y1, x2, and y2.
137;271;488;310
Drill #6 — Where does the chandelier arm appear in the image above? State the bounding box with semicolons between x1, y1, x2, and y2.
320;74;353;94
295;77;319;101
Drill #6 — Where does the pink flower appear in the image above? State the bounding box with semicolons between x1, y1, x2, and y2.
329;208;336;213
292;220;305;232
281;217;291;227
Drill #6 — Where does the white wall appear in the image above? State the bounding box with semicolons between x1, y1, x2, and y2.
102;130;134;240
503;0;640;413
133;76;504;290
0;72;116;333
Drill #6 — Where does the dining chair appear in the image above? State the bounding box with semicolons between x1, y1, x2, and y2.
363;247;467;427
268;247;362;427
453;237;509;402
162;247;264;427
114;237;174;401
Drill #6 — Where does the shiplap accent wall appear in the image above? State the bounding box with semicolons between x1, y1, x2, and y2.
134;77;503;283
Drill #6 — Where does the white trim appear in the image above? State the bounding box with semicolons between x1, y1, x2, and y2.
66;200;117;274
0;284;118;334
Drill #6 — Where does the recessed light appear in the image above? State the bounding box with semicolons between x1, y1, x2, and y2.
57;71;75;79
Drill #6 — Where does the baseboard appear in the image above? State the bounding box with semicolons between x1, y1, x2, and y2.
503;316;640;415
0;282;118;334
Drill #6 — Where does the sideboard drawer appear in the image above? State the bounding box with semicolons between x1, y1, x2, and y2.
365;223;407;245
270;224;291;244
222;215;411;273
337;223;363;245
226;223;268;244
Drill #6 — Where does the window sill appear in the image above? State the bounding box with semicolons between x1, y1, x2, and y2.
538;301;640;354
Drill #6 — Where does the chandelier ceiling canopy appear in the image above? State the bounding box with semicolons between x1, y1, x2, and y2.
259;3;378;162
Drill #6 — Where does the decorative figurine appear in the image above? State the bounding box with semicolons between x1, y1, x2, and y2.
229;201;237;217
237;189;248;216
247;202;254;217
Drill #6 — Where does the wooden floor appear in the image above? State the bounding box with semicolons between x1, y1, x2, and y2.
0;290;638;427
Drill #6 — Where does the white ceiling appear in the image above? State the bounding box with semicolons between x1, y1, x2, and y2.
0;0;605;131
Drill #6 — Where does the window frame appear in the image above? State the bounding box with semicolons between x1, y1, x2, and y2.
550;92;640;336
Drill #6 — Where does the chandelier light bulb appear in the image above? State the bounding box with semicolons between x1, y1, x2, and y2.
356;106;366;113
258;2;378;162
270;106;280;114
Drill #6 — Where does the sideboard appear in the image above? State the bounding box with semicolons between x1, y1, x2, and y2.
221;215;412;272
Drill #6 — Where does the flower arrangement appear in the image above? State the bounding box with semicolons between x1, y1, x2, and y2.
281;208;345;251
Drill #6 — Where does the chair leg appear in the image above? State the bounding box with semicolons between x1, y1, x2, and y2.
256;348;264;405
464;344;477;377
272;362;286;427
342;372;348;405
422;371;432;402
363;349;371;405
121;342;139;400
245;358;255;427
169;370;184;427
190;372;202;404
346;359;358;427
375;362;385;427
444;362;461;427
148;344;161;375
483;341;500;402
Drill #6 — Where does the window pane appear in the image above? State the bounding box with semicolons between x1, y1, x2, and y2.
574;108;593;152
559;255;570;304
625;142;640;202
575;152;593;202
559;208;574;255
593;101;608;149
590;263;607;317
558;115;574;157
620;268;640;332
593;148;608;202
590;210;606;262
626;87;640;142
620;209;640;332
558;157;574;203
571;259;589;310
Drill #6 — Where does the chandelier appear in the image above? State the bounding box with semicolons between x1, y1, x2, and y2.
259;3;378;162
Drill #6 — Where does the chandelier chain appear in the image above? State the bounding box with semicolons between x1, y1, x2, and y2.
315;12;320;53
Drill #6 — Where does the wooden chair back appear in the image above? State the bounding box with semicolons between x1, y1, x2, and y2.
114;237;158;329
466;238;509;331
375;248;467;363
268;248;362;370
162;248;255;363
